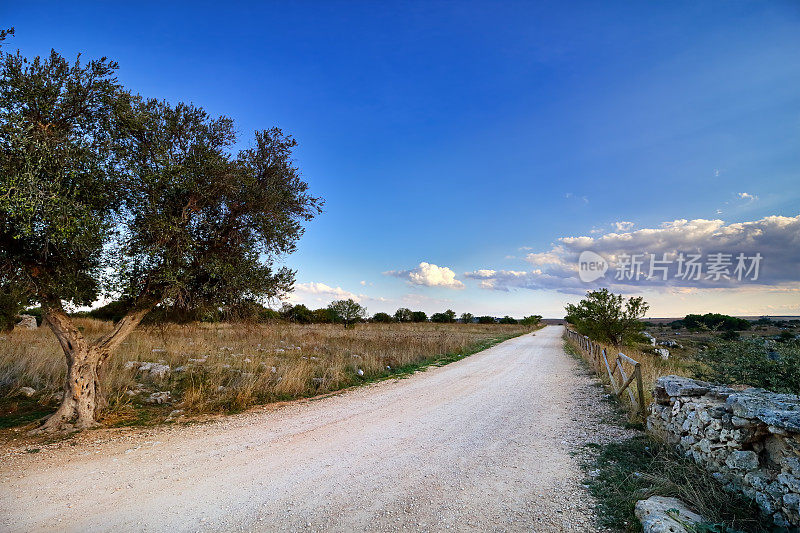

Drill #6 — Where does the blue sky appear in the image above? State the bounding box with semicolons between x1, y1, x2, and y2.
5;1;800;317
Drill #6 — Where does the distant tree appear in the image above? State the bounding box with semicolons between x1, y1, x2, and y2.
372;312;393;323
477;316;496;324
281;304;313;324
520;315;542;326
328;299;367;328
460;312;474;324
0;43;322;431
499;316;518;324
394;308;412;323
684;313;750;332
410;311;428;323
311;308;333;324
88;300;133;323
564;288;649;346
430;309;456;323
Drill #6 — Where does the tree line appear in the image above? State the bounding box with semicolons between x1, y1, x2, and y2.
75;298;542;328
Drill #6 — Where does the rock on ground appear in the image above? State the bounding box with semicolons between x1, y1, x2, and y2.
13;315;37;330
635;496;705;533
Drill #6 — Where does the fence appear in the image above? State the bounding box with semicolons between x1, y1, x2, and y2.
564;328;646;417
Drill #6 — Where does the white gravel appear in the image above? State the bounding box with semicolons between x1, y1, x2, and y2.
0;325;629;532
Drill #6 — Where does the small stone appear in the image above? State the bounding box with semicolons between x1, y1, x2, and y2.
145;391;171;404
17;386;36;398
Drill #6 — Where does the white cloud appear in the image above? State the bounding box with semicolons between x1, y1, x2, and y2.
468;214;800;293
737;192;759;203
290;282;361;302
613;221;634;232
384;262;465;289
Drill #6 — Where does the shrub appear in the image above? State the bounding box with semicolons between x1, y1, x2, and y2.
565;288;648;346
410;311;427;323
372;312;393;323
693;339;800;394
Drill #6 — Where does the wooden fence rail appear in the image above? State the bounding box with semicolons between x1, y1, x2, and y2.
564;328;646;417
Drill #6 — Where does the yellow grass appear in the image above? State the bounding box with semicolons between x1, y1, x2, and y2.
1;319;536;425
565;333;692;416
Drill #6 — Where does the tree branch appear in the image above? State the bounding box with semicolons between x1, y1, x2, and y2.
94;305;154;353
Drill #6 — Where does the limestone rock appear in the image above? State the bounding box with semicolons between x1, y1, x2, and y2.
657;376;712;397
145;391;171;404
18;386;36;398
635;496;704;533
14;314;37;330
727;390;800;432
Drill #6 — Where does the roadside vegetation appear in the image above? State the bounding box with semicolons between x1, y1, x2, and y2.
585;434;772;532
564;289;799;531
565;336;772;532
1;320;539;430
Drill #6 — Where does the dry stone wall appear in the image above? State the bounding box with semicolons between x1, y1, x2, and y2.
648;375;800;529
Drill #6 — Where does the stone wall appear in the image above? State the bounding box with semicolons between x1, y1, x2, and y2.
648;375;800;528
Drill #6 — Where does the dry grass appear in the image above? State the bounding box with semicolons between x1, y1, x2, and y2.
565;334;692;417
0;320;535;427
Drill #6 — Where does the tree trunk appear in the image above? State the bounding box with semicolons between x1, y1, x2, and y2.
39;346;104;431
34;302;154;433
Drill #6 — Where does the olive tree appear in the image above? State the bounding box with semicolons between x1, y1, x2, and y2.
0;43;322;431
564;288;648;346
328;299;366;328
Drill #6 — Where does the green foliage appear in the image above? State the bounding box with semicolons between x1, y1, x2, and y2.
477;316;496;324
86;300;131;322
684;314;751;332
328;299;367;328
460;312;474;324
1;46;125;308
498;315;517;324
564;288;649;346
693;339;800;394
520;314;542;326
410;311;428;323
0;284;31;331
586;435;770;532
371;312;393;323
0;44;322;321
280;303;313;324
394;308;412;322
430;309;456;323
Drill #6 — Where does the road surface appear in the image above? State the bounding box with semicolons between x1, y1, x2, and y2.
1;325;609;532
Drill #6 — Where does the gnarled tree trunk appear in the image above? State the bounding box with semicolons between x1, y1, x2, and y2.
35;303;153;433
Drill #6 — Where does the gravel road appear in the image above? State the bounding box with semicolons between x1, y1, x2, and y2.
1;325;627;532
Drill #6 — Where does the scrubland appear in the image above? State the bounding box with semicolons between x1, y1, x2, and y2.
1;320;536;428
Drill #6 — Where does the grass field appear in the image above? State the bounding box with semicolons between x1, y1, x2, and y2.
0;320;537;429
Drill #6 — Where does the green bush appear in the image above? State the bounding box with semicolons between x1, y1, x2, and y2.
693;339;800;394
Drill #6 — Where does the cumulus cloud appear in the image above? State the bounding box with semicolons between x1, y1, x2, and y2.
291;282;361;302
384;262;465;289
614;221;635;232
467;215;800;293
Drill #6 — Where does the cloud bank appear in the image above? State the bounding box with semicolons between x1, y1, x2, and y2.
466;215;800;293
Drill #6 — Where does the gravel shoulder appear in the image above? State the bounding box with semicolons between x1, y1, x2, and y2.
1;325;631;532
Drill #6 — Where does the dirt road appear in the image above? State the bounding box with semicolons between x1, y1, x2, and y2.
1;326;614;532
